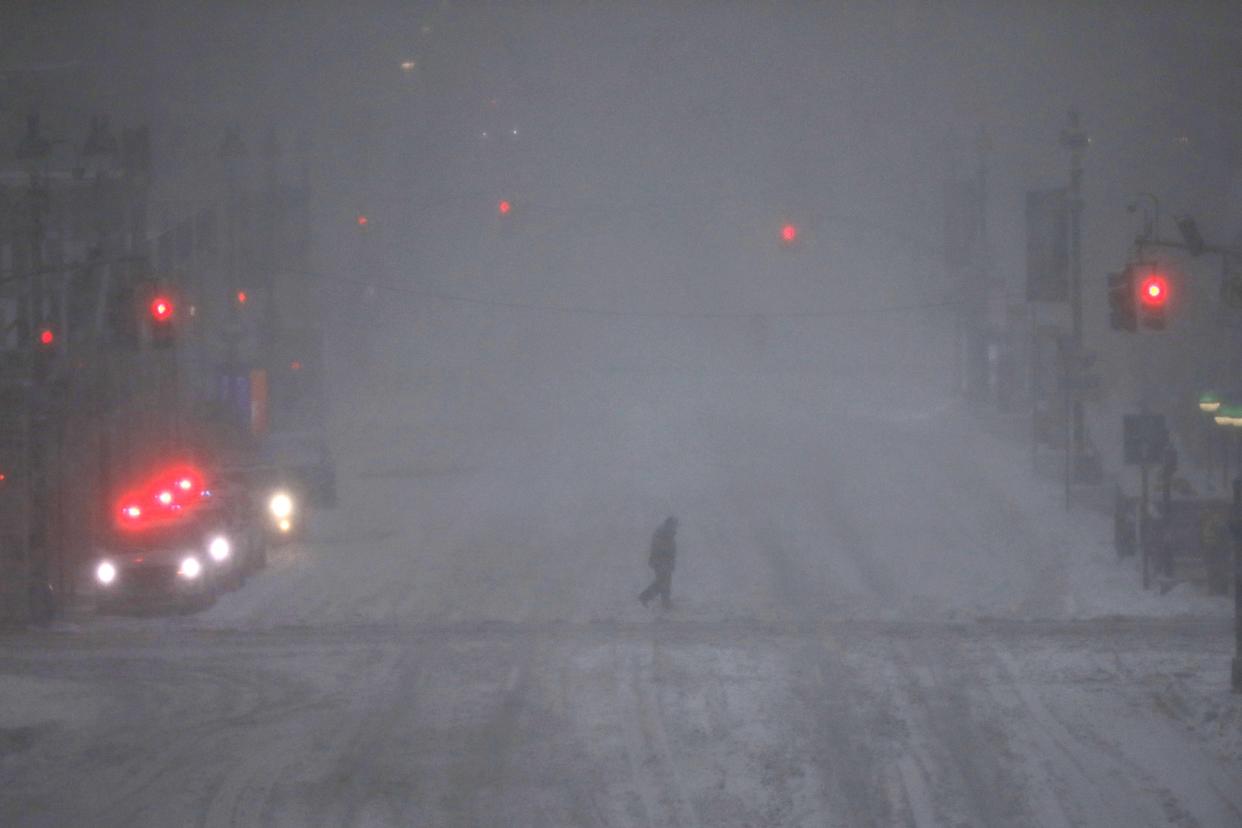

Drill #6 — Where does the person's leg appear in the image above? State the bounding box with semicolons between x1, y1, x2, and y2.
658;569;672;608
639;577;658;605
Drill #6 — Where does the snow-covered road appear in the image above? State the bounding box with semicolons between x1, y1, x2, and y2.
3;319;1240;826
3;618;1238;826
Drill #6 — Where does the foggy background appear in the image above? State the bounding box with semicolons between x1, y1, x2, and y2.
7;1;1242;584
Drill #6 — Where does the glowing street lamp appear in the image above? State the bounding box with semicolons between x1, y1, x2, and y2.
1213;404;1242;428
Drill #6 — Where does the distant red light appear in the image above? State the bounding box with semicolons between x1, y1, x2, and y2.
1139;274;1168;307
781;224;798;244
357;214;369;227
498;199;512;215
290;360;302;371
150;296;174;322
38;328;54;346
236;290;248;304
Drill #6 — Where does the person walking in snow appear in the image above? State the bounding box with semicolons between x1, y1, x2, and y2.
639;516;678;609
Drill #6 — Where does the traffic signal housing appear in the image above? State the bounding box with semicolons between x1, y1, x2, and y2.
780;223;799;246
147;292;176;348
1108;270;1136;331
32;322;59;381
1136;269;1169;331
1109;265;1171;332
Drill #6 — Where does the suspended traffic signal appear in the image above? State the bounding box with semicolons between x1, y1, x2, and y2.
1137;271;1169;330
150;295;174;322
1107;270;1136;332
1110;266;1171;332
148;293;176;348
32;323;58;381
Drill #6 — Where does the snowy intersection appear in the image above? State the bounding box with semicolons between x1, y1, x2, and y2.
3;343;1242;826
3;617;1237;826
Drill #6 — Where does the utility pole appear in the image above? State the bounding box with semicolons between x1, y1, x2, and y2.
10;110;54;623
1060;109;1089;504
1231;476;1242;692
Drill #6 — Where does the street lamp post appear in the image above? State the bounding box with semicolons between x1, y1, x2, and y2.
1200;392;1223;490
1232;472;1242;693
1213;402;1242;693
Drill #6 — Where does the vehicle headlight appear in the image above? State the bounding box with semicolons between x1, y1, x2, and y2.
277;518;292;533
208;535;231;562
96;560;117;585
178;556;203;580
269;492;294;520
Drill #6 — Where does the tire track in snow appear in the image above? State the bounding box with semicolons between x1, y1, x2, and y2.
197;644;408;828
988;645;1242;827
758;524;900;825
79;657;319;828
886;640;1045;827
610;641;702;828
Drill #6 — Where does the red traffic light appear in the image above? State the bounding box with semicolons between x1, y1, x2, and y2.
780;223;798;244
498;199;512;216
150;296;174;322
236;290;248;305
1138;274;1169;307
356;214;369;227
38;327;55;346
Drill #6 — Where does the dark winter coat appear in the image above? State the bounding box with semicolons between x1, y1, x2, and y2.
648;520;677;572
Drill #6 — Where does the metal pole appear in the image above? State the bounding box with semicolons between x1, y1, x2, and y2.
1031;307;1039;471
1065;375;1072;510
1227;428;1232;493
1061;110;1088;489
1231;474;1242;692
1140;463;1150;590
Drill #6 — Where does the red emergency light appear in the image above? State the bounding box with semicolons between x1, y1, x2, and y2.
114;464;209;529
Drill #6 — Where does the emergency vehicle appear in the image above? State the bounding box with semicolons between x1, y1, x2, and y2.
92;463;266;612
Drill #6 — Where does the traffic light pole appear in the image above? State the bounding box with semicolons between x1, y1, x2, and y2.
1061;110;1088;508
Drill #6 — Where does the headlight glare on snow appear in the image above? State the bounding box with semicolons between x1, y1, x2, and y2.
96;560;117;585
178;556;203;580
269;491;294;520
208;535;231;562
